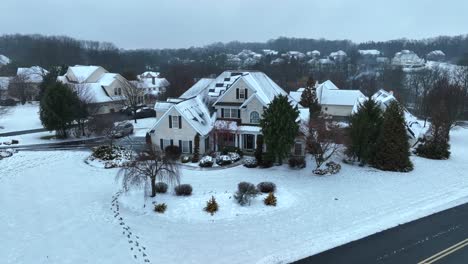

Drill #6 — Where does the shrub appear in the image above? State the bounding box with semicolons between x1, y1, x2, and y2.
217;155;232;166
257;182;276;193
204;196;219;215
243;157;258;168
92;145;122;160
288;156;306;169
415;138;450;160
229;152;241;162
181;155;191;163
260;152;274;168
175;184;193;196
154;203;167;213
234;182;259;206
222;146;243;157
199;156;214;168
155;182;168;194
165;145;181;160
313;161;342;175
264;192;277;206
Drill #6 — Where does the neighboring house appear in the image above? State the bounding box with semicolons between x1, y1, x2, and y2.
150;71;308;156
289;80;366;119
132;71;170;105
0;77;11;99
58;65;127;115
392;50;425;68
0;54;11;66
9;66;49;101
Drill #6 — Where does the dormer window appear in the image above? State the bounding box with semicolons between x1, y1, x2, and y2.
239;89;245;99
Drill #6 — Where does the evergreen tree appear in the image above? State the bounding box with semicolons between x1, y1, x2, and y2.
346;98;383;164
372;101;413;172
300;76;321;119
192;133;200;162
260;95;299;164
40;82;80;138
254;135;264;165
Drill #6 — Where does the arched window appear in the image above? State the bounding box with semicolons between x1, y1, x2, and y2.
250;111;260;124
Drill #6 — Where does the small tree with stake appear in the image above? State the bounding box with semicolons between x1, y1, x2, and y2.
117;145;180;198
307;116;342;169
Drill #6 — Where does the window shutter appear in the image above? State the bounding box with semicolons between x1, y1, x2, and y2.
169;115;172;128
160;139;163;149
179;116;182;129
179;140;182;148
170;139;174;146
221;108;224;118
189;141;193;154
236;88;239;99
237;109;241;118
245;89;248;99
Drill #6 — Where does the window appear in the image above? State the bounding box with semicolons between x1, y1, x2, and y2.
181;140;190;153
243;134;255;150
250;111;260;124
163;139;171;149
172;116;179;128
223;108;239;119
114;88;122;96
239;89;245;99
294;143;303;156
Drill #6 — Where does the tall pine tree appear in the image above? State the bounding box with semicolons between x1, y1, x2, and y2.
346;98;383;164
372;101;413;172
300;76;321;119
260;95;299;164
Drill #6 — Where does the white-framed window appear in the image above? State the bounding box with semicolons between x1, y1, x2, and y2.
250;111;260;124
181;140;190;153
239;89;245;99
294;142;303;156
163;139;171;149
223;108;238;118
172;116;179;128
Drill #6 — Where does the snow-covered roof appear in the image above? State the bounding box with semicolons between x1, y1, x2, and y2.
153;95;214;136
135;77;170;89
358;49;381;56
180;78;214;99
154;101;174;112
138;71;160;78
330;50;347;58
392;50;425;67
97;73;118;86
68;65;102;83
317;80;339;91
0;55;11;65
427;50;445;57
17;66;48;83
316;80;364;106
307;50;321;57
289;90;303;103
319;58;334;64
0;77;12;90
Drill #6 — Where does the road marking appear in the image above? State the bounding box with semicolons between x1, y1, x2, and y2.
418;238;468;264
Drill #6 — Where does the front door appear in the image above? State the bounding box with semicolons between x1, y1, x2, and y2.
243;134;255;150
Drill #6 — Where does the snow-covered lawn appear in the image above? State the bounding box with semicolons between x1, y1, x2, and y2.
1;128;468;264
0;102;42;133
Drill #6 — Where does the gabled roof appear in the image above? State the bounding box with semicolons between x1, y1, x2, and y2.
138;71;160;78
152;95;214;136
68;65;102;83
180;78;214;99
17;66;48;83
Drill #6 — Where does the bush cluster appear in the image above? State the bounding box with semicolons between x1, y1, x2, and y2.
264;192;277;206
92;145;123;160
175;184;193;196
204;196;219;215
155;182;168;194
234;182;259;206
288;156;306;169
313;161;342;175
257;182;276;193
199;156;214;167
181;155;191;163
243;157;258;168
216;155;232;166
221;146;243;157
154;203;167;213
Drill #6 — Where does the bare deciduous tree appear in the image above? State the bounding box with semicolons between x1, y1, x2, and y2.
306;117;342;169
117;145;180;197
121;80;145;123
8;75;33;104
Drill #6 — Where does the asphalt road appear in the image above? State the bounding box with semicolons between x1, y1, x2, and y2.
294;201;468;264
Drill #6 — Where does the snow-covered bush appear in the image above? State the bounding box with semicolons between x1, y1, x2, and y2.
228;152;241;162
92;145;123;161
257;182;276;193
313;161;342;175
180;155;191;163
234;182;259;206
204;196;219;215
243;157;258;168
154;203;167;213
221;146;243;157
175;184;193;196
288;156;306;169
155;182;168;194
0;148;16;160
199;156;214;168
217;155;232;166
264;192;277;206
164;145;181;160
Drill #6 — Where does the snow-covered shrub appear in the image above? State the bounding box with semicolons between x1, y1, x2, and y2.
155;182;168;194
199;156;214;168
175;184;193;196
243;157;258;168
0;148;16;160
260;152;274;168
217;155;232;166
313;161;341;175
257;182;276;193
234;182;259;206
204;196;219;215
180;155;191;163
288;156;306;169
228;152;241;162
221;146;243;157
154;203;167;213
264;192;277;206
164;145;181;160
92;145;123;161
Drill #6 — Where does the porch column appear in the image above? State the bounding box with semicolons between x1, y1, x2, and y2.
235;133;239;148
239;133;243;149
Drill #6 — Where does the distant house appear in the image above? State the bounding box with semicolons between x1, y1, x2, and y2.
289;80;365;119
392;50;425;68
150;71;308;156
132;71;170;105
426;50;446;62
0;77;11;99
0;54;11;66
8;66;49;101
58;65;127;114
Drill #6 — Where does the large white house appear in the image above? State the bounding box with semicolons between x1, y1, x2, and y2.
58;65;127;114
132;71;170;105
149;71;307;156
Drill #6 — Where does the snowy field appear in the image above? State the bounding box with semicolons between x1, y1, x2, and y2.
0;102;42;133
1;128;468;264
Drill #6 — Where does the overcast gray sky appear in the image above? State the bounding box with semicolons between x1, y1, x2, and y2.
1;0;467;49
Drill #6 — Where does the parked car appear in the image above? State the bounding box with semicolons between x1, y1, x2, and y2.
120;104;147;116
134;107;156;119
111;121;134;138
